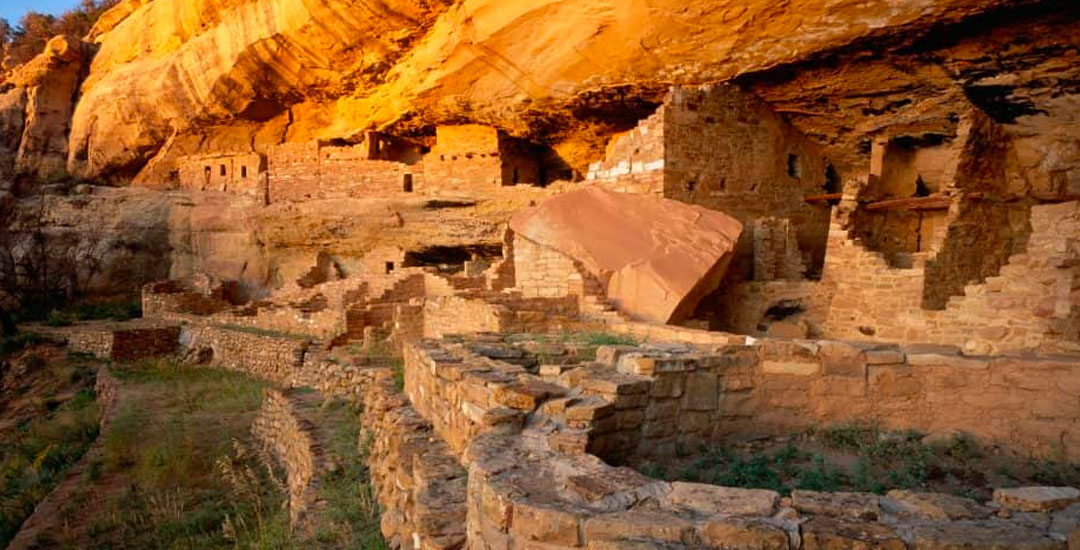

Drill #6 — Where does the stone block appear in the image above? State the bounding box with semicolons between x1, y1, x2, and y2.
583;510;694;544
683;372;719;410
511;500;583;546
566;400;615;422
865;349;905;365
907;520;1062;550
651;373;686;398
800;518;904;550
906;353;989;369
492;380;567;411
698;518;789;550
884;490;991;520
663;482;778;517
792;490;879;520
762;360;819;376
995;487;1080;512
596;345;640;367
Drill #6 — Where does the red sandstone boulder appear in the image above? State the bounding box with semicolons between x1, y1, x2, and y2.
509;186;742;324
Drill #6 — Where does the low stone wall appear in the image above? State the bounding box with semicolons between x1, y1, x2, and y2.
360;369;468;550
403;339;1079;550
251;389;322;527
422;291;581;339
67;321;181;361
142;280;232;319
181;325;310;385
250;388;317;525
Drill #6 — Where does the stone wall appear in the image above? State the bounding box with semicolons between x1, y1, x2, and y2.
142;280;233;319
267;141;423;203
586;107;666;195
423;125;503;192
511;234;597;300
421;291;581;340
396;337;1080;550
663;85;832;279
146;318;1080;549
586;85;832;279
360;368;468;550
67;321;181;361
251;389;321;527
182;325;310;385
177;153;265;198
820;201;1080;353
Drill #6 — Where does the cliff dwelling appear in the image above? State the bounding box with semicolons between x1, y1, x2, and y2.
2;1;1080;549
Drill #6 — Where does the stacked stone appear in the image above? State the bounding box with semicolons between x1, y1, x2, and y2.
267;142;321;203
512;235;590;299
818;201;1080;353
66;322;181;361
586;106;667;196
251;389;322;528
183;325;310;386
360;369;468;550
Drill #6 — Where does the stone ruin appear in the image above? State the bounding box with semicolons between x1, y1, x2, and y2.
37;62;1080;550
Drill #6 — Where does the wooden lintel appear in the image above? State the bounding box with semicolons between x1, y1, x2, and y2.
863;195;952;212
804;193;843;204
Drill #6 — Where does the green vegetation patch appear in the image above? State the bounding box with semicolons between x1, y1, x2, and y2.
42;358;284;549
0;352;101;547
638;423;1080;500
309;398;388;548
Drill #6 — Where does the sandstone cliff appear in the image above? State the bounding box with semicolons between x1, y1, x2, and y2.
59;0;1058;184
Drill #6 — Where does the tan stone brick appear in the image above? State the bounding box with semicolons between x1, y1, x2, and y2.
762;360;820;376
511;501;583;546
583;510;694;544
683;372;719;410
800;518;904;550
792;490;879;520
698;518;789;550
664;482;778;517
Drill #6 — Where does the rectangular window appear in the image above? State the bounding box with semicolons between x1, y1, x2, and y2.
241;166;248;178
385;262;395;274
220;165;226;176
403;174;414;193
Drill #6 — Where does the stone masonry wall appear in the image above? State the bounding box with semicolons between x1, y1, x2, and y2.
423;125;503;192
182;325;310;385
153;319;1080;549
251;389;321;528
820;201;1080;353
177;153;265;197
511;234;604;302
395;338;1080;550
664;85;832;279
67;322;181;361
586;107;667;195
267;141;423;203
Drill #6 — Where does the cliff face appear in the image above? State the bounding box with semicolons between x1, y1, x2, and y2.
0;35;85;181
61;0;1043;183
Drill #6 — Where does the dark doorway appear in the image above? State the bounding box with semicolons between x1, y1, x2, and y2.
403;174;414;193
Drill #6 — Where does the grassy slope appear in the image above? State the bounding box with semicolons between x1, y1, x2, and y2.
39;358;289;549
0;347;101;547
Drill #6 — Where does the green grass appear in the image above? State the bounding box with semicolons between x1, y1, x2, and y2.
0;365;101;547
638;423;1080;500
49;358;287;549
313;398;389;549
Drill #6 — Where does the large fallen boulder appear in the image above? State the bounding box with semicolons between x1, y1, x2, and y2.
509;186;742;324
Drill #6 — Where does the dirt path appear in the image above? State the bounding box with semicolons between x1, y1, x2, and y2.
6;367;122;550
